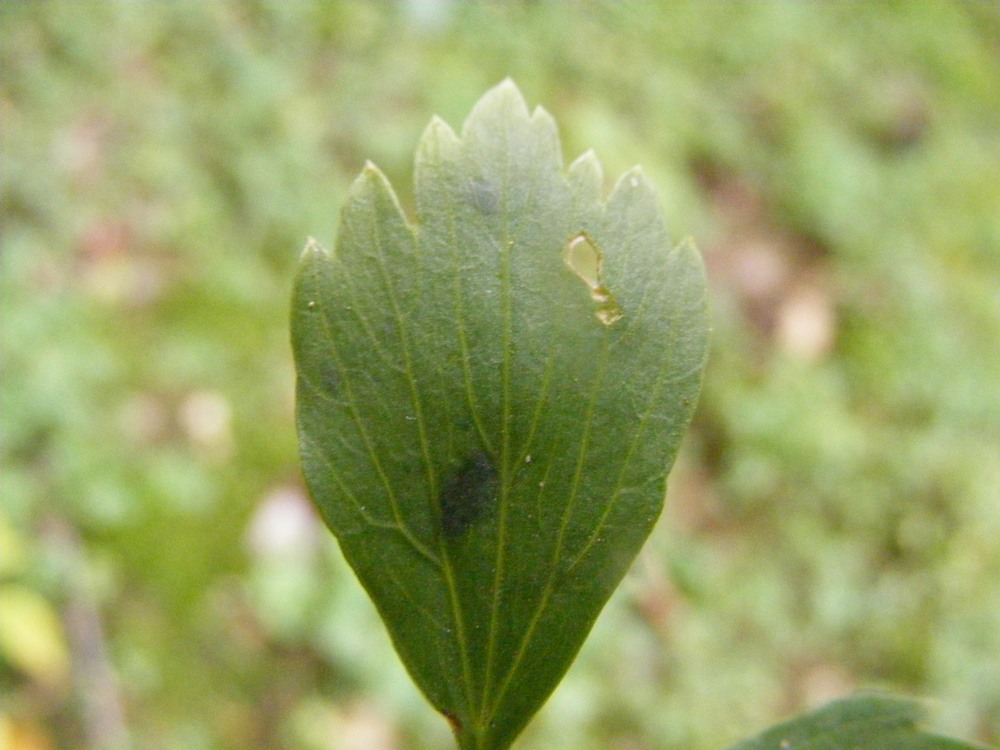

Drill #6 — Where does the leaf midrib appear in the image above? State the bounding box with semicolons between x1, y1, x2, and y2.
479;111;516;731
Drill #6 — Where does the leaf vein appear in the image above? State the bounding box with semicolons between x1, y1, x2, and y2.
309;263;441;567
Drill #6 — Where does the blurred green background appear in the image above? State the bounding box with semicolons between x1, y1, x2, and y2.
2;2;999;749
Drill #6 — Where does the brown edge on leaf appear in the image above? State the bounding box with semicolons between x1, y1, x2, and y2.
441;709;462;735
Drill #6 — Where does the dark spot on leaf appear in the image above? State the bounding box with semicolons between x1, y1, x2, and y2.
322;368;341;393
440;452;498;538
470;177;499;214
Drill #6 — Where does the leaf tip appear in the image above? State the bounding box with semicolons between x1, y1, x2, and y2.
493;78;553;127
606;165;657;206
568;149;605;195
673;234;707;277
426;113;453;132
495;75;521;97
623;165;648;188
301;236;330;260
345;161;411;229
467;78;531;130
417;114;460;158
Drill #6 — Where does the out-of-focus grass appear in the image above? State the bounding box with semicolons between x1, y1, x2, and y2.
1;2;998;749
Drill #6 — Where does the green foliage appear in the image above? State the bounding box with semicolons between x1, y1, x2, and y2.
726;694;989;750
291;81;708;748
2;2;999;749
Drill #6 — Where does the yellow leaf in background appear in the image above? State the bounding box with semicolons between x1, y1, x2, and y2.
0;585;70;687
0;510;28;576
0;712;54;750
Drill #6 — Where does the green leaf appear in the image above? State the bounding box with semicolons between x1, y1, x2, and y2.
291;80;709;749
724;694;990;750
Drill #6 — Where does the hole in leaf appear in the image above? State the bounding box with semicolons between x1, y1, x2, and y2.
595;305;624;326
566;233;601;288
565;233;623;326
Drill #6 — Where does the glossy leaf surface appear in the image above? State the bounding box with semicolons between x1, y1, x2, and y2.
291;80;709;749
